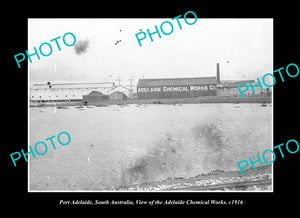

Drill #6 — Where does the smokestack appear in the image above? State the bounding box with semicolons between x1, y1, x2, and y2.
216;63;220;83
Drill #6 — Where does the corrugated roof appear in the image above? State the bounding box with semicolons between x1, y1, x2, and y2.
31;82;115;89
137;77;217;87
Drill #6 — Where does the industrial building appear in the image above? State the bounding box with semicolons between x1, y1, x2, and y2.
136;63;270;100
30;82;116;102
137;63;220;99
111;85;133;99
217;80;271;97
137;77;217;99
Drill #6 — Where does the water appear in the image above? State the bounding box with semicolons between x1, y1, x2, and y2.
29;103;272;191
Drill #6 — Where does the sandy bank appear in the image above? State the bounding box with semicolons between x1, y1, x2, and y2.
30;95;271;107
111;165;272;191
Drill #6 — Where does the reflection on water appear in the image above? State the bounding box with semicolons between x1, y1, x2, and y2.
29;103;272;190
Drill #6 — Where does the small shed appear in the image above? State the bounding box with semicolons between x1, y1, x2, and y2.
109;91;127;100
83;91;105;103
111;85;132;99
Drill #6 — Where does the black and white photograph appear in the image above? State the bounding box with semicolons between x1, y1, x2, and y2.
5;4;300;211
28;18;273;192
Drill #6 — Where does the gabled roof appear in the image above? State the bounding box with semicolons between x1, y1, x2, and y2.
137;77;217;87
111;85;130;91
31;82;115;89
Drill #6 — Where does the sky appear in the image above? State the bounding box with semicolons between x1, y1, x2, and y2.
28;18;273;87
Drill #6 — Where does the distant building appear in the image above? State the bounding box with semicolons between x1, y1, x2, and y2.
83;91;108;103
109;91;127;100
30;82;116;102
217;80;271;97
137;77;217;99
111;85;133;99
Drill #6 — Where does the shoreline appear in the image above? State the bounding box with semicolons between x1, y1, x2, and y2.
111;165;272;191
30;95;271;107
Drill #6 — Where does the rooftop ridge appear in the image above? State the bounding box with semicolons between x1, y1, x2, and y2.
33;82;115;86
140;76;216;80
137;77;217;87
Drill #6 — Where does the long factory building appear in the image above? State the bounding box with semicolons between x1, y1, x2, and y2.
136;63;221;99
137;77;218;99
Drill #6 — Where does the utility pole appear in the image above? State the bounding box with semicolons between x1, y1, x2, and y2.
128;73;134;90
116;75;122;86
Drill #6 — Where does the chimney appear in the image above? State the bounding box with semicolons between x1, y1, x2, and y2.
216;63;220;83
